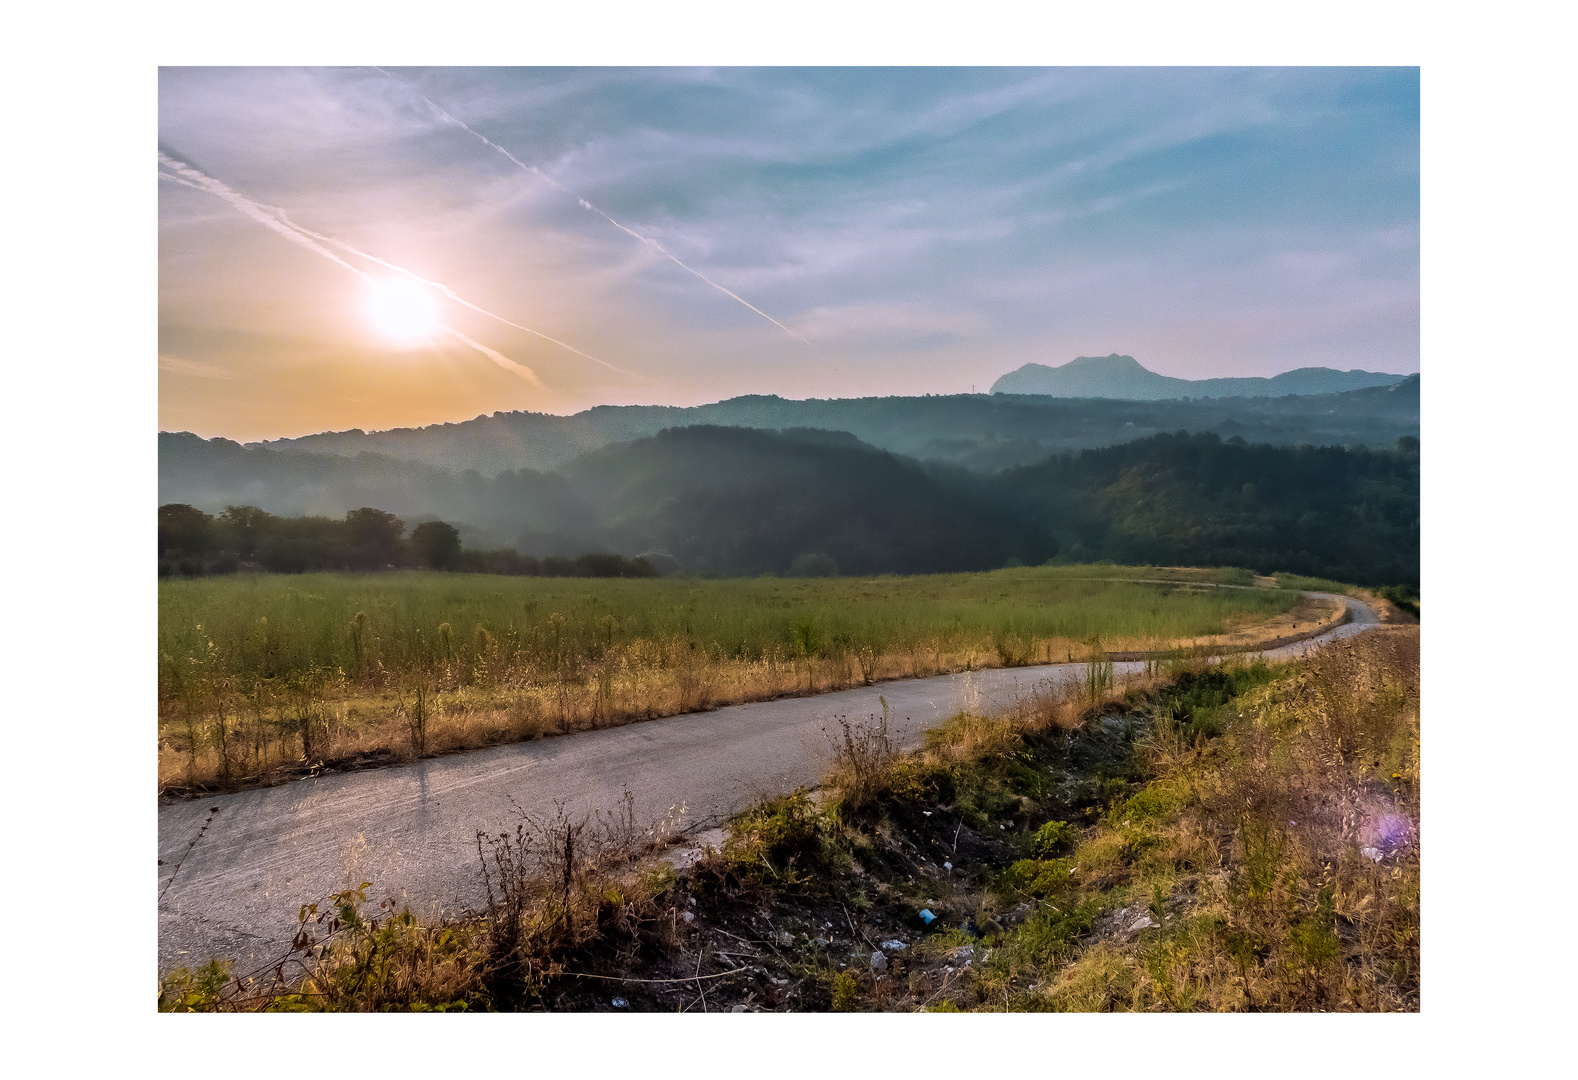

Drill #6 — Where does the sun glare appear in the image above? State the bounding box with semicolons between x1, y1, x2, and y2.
365;277;441;344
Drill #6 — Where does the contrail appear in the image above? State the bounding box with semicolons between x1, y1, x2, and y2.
375;68;811;345
445;328;544;388
158;152;622;387
158;157;364;277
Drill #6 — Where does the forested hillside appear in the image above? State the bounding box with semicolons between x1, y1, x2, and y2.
160;426;1418;586
994;432;1419;585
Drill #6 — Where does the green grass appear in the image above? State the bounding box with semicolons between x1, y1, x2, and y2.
157;565;1302;793
160;564;1296;686
1272;572;1356;595
162;625;1419;1012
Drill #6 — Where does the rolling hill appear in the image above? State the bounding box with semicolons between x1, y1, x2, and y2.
235;377;1419;478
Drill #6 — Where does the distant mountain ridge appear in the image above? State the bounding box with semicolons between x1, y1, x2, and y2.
226;376;1418;478
990;354;1410;400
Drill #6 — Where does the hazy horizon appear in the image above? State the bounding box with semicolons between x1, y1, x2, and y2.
160;67;1419;442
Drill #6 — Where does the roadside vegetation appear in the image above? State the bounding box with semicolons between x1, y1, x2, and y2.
157;565;1310;794
161;625;1418;1012
1274;572;1420;622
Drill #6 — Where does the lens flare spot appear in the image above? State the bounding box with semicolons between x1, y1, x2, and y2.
365;277;440;344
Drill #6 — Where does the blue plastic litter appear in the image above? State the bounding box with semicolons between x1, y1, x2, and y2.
918;909;936;925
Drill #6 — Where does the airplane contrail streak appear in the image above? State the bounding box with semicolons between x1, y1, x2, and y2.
159;157;366;278
156;152;624;389
290;223;630;377
376;69;811;345
445;328;544;387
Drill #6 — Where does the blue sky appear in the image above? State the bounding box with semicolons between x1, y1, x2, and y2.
158;66;1418;438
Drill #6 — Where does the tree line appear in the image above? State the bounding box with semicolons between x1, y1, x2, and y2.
156;504;656;579
158;427;1419;587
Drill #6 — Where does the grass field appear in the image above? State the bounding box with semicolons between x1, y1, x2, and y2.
158;564;1303;793
161;627;1418;1013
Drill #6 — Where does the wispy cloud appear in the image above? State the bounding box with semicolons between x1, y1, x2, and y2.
158;353;234;379
159;67;1418;433
376;68;811;345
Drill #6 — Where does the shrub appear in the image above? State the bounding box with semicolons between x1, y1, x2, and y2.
1031;820;1077;857
830;971;858;1011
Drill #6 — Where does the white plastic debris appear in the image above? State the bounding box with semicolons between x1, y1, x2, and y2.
943;861;953;871
1362;846;1384;862
1128;915;1156;932
682;910;695;923
731;1004;748;1013
923;811;932;816
870;950;888;974
880;940;907;951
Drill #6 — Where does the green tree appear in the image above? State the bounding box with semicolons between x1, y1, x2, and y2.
410;520;461;570
344;507;406;568
158;503;212;556
215;505;276;561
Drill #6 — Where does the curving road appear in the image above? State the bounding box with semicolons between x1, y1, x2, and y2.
156;591;1378;975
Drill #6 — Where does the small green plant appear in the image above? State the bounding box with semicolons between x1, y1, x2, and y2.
1237;817;1285;902
830;971;858;1012
1085;639;1114;703
401;674;430;757
790;616;823;659
1149;883;1167;924
348;610;368;671
1288;885;1339;968
1031;820;1077;857
158;959;234;1012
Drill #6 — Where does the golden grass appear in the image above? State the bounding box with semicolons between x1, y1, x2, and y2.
158;567;1303;794
1018;628;1421;1012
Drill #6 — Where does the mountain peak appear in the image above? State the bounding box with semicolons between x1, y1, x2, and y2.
990;356;1409;401
1066;353;1146;369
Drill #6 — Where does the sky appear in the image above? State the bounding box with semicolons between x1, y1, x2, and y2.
158;67;1419;440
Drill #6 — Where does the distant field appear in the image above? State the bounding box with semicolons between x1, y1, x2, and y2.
158;565;1301;793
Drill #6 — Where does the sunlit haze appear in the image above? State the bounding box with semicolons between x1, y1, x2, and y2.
366;277;442;345
158;67;1419;440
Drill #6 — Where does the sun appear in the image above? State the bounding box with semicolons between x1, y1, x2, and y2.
365;277;441;344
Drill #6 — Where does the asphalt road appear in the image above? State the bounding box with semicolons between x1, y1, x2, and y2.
157;591;1377;975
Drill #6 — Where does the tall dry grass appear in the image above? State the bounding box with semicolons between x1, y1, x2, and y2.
1016;628;1421;1011
158;567;1301;793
